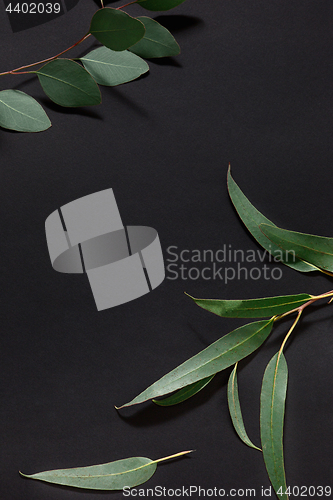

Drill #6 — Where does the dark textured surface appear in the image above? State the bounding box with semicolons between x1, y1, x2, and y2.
1;1;333;498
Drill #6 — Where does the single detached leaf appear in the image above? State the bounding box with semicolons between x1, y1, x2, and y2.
35;59;101;107
228;364;261;451
260;352;288;500
89;8;145;51
153;375;215;406
136;0;186;11
20;451;191;490
0;90;51;132
117;319;273;408
227;167;316;273
187;292;311;318
80;47;148;86
129;17;180;58
260;224;333;273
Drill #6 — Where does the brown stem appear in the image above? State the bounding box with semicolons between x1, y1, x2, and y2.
274;288;333;322
0;33;91;76
117;0;138;9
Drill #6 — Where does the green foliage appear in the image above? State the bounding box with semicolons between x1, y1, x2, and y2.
260;353;288;500
0;0;186;132
80;47;149;86
21;451;191;490
0;90;51;132
153;375;215;406
187;292;311;318
117;170;333;499
129;17;180;58
260;223;333;273
227;167;317;272
227;364;261;451
118;319;273;408
89;8;145;51
35;59;101;107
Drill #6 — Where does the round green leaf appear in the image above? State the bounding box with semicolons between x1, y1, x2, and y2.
89;8;145;51
80;47;149;86
129;17;180;58
136;0;186;11
0;90;51;132
35;59;101;107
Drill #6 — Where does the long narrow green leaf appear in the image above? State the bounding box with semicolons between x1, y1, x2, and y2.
153;375;214;406
0;90;51;132
35;59;101;107
20;451;191;490
187;292;311;318
227;364;261;451
89;8;145;51
117;319;273;408
227;167;316;272
260;223;333;273
81;47;149;86
260;352;288;500
129;17;180;58
136;0;186;11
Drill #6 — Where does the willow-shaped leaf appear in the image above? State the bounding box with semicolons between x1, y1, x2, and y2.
153;375;214;406
260;352;288;500
228;364;261;451
117;320;273;408
261;224;333;273
0;90;51;132
81;47;149;86
20;451;191;490
136;0;186;11
187;292;311;318
227;167;316;273
129;17;180;58
89;8;145;51
35;59;101;107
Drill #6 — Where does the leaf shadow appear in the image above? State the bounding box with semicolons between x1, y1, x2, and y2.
39;98;104;120
146;57;182;68
154;14;204;33
19;475;125;495
106;86;150;118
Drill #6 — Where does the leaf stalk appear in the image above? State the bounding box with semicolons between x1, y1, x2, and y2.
0;34;91;76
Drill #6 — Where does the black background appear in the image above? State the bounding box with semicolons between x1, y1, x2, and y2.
1;1;333;499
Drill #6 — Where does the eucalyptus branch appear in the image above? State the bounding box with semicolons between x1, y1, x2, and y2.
0;0;186;132
278;310;302;353
0;34;91;76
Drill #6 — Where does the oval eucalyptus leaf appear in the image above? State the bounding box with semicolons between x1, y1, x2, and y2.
20;451;191;490
260;223;333;273
80;47;149;86
227;167;316;273
0;90;51;132
227;364;261;451
129;17;180;58
89;8;145;51
117;319;274;408
35;59;101;107
153;375;214;406
260;352;288;500
186;292;311;318
136;0;186;11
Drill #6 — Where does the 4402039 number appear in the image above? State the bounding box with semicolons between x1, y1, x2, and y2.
277;486;331;497
5;2;61;13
